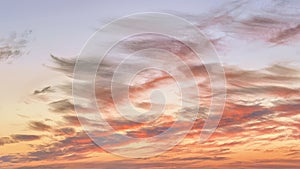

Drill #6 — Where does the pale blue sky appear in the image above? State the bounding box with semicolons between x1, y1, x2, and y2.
1;0;299;68
0;0;220;64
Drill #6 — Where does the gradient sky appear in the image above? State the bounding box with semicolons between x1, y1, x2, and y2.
1;0;300;169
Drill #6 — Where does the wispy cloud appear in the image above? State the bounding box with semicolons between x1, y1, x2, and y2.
0;30;32;62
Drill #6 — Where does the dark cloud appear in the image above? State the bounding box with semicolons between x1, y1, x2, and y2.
22;132;100;162
62;115;104;128
0;155;15;163
244;110;272;119
1;134;41;146
0;137;15;146
49;54;76;77
33;86;54;95
63;115;81;126
126;126;169;138
29;121;52;131
176;156;229;161
54;127;76;136
11;134;41;141
49;99;74;113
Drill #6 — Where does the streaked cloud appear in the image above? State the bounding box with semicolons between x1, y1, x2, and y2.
29;121;52;132
48;99;75;114
0;134;41;146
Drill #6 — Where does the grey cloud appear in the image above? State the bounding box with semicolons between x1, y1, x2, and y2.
33;86;54;95
0;155;16;163
54;127;76;136
0;134;41;146
270;24;300;44
49;99;74;113
49;54;75;77
0;137;15;146
190;0;300;46
244;110;272;119
175;156;229;161
29;121;52;131
0;30;32;62
11;134;41;141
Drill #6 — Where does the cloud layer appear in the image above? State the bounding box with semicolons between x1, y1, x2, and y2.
1;0;300;168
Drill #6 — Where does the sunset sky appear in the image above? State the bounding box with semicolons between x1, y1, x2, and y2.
1;0;300;168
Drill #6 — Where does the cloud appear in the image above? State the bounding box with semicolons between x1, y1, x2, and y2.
243;110;272;119
33;86;54;95
270;24;300;44
13;160;171;169
48;99;75;113
54;127;76;136
0;30;32;62
62;115;81;126
0;134;41;146
223;159;300;169
0;137;15;146
126;126;170;138
193;0;300;46
11;134;41;141
4;1;300;168
49;54;75;77
175;156;229;161
0;155;15;163
29;121;52;131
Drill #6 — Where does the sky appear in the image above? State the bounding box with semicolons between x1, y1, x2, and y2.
1;0;300;168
